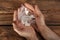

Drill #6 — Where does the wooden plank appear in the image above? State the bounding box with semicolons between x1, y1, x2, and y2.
0;15;12;21
0;0;60;1
49;26;60;36
0;1;60;11
0;11;13;13
0;1;60;25
0;1;60;10
0;21;12;25
0;26;60;40
0;26;25;40
0;21;60;25
35;1;60;10
0;11;60;25
0;26;41;40
0;12;60;25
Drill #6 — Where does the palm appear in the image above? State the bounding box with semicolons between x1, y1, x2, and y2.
13;5;36;38
24;3;45;31
13;22;36;38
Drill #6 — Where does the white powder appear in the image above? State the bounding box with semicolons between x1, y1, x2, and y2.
18;5;35;26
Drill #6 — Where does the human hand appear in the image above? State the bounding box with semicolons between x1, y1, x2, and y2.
24;3;46;31
13;6;38;40
24;3;60;40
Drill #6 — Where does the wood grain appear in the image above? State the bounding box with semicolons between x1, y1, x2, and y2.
49;26;60;36
0;26;60;40
0;11;60;25
0;1;60;25
0;0;60;40
0;26;26;40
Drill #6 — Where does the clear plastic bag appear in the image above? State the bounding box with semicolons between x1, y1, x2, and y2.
18;5;35;26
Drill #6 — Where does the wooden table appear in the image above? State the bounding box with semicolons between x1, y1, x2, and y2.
0;0;60;40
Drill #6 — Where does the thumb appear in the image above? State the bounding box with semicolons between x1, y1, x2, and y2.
24;3;35;12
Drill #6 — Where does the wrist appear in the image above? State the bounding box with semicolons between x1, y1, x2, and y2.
37;23;46;27
26;35;38;40
36;22;46;27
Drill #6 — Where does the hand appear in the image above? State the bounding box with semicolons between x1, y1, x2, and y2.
24;3;60;40
13;7;38;40
24;3;46;31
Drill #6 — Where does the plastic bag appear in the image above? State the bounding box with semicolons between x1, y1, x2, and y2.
18;5;35;26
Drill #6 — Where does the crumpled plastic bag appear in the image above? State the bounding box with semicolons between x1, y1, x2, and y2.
18;5;35;26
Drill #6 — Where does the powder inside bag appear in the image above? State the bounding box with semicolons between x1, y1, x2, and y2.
18;5;35;26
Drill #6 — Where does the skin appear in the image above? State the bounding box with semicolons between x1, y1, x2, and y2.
13;3;60;40
24;3;60;40
13;6;38;40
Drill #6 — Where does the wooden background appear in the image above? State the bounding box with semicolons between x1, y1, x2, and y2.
0;0;60;40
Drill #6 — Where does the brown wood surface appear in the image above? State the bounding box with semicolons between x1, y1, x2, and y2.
0;26;60;40
0;0;60;40
0;0;60;25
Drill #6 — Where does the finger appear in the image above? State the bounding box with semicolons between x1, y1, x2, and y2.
35;5;45;19
13;23;17;31
35;5;43;16
13;23;22;35
13;10;18;21
35;5;45;25
24;3;35;12
31;23;39;32
24;3;38;18
18;8;21;15
17;8;21;21
13;9;25;30
13;24;25;37
13;22;24;31
17;21;24;28
35;5;40;15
